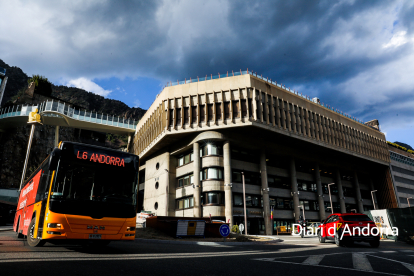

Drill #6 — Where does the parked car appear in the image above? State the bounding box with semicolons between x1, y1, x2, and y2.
318;213;380;247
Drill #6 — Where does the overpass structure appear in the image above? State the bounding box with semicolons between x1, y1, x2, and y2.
0;100;138;135
0;100;140;205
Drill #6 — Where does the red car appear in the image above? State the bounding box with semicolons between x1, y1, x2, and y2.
318;213;380;247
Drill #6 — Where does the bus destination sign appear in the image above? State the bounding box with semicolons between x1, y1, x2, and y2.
76;151;126;167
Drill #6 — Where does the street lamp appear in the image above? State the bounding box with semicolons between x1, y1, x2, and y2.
298;205;306;220
407;197;413;207
371;190;377;210
351;209;357;213
328;183;335;214
242;172;248;235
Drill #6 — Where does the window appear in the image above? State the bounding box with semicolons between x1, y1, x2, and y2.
199;105;205;122
184;107;189;124
343;187;355;197
267;175;290;189
207;104;214;121
178;152;193;167
241;99;247;118
169;109;174;126
224;102;230;119
216;103;222;120
322;183;338;194
360;190;371;199
232;170;261;185
203;192;224;205
176;197;194;209
201;143;222;156
297;180;317;192
233;193;260;207
299;200;310;211
232;101;239;118
248;98;253;118
176;108;181;125
191;106;197;123
201;168;224;180
177;174;194;188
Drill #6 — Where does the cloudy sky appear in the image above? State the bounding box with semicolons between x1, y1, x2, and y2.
1;0;414;145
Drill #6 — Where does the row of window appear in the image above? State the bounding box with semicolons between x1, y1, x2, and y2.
176;192;225;209
169;100;253;127
177;170;370;199
176;193;373;212
177;143;223;167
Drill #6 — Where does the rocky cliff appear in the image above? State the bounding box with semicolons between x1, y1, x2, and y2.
0;59;147;189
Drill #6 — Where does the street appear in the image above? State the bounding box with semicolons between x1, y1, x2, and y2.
1;231;414;276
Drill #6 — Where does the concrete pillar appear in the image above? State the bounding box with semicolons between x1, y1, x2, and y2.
335;169;346;213
353;171;364;213
290;157;300;220
55;126;59;147
193;142;201;217
260;150;272;235
314;163;326;220
223;141;233;226
369;178;378;209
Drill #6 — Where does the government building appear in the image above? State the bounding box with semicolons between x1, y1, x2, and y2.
132;71;397;235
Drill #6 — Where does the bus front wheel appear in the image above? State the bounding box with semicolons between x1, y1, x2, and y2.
27;218;45;247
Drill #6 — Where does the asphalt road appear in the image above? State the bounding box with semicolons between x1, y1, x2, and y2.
1;231;414;276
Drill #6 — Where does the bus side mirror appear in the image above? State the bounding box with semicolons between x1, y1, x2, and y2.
49;148;61;171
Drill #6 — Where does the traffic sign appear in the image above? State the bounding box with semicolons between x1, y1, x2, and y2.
219;224;230;237
239;223;244;233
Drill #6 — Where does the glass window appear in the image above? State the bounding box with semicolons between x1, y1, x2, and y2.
178;157;184;166
234;194;243;206
201;143;223;156
177;152;193;167
201;168;224;180
204;192;224;205
177;174;193;188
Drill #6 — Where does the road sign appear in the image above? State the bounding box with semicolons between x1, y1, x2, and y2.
219;224;230;237
239;223;244;233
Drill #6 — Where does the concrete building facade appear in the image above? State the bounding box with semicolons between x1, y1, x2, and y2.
388;145;414;208
132;72;397;235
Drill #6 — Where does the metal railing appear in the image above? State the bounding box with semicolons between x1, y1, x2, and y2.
166;70;368;126
0;100;138;130
390;151;414;167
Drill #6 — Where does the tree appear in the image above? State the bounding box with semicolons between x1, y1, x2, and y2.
28;75;52;97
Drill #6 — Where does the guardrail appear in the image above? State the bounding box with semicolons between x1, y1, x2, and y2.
166;69;370;127
0;100;138;130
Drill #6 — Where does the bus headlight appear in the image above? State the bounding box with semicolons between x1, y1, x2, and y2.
127;226;136;231
47;223;62;229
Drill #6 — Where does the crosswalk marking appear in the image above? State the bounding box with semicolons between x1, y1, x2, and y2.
402;263;414;273
352;253;374;271
302;255;325;265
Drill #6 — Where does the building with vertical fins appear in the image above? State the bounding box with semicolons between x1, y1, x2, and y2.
132;71;397;235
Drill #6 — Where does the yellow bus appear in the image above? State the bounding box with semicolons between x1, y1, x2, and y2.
14;141;139;247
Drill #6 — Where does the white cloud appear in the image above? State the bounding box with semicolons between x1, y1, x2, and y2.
66;78;112;97
133;99;141;108
383;31;409;49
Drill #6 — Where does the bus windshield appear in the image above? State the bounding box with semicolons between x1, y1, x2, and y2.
49;144;138;219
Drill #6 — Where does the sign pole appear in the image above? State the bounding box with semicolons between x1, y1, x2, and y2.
242;172;247;235
19;123;36;191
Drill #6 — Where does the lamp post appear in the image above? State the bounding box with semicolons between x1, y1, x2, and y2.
351;209;357;213
298;205;306;220
407;197;413;207
371;190;378;210
242;172;248;235
328;183;335;214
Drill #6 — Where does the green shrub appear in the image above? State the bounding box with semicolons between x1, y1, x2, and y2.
231;225;239;234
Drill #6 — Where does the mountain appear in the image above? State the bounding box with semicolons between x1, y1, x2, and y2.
0;59;147;189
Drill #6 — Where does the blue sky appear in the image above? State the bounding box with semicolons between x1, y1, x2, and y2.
1;0;414;146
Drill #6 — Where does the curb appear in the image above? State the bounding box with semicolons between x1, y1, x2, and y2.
134;238;282;246
0;228;13;232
